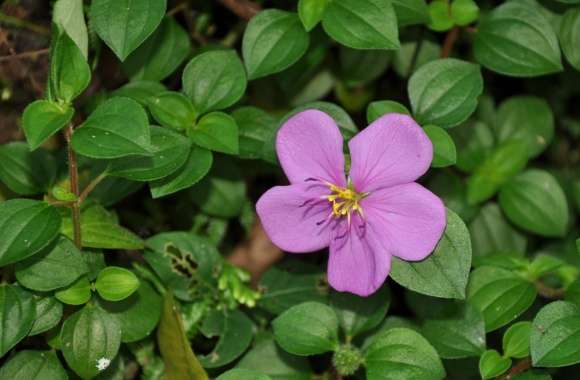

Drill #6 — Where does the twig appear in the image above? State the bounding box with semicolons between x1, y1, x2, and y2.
497;357;532;380
0;48;49;63
167;2;188;17
441;26;460;58
536;281;565;300
0;12;50;35
216;0;261;21
64;125;82;249
78;170;108;203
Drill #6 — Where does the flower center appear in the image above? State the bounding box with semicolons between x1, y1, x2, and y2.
326;182;367;220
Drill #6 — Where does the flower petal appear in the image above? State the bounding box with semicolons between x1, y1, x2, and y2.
362;182;446;261
277;110;346;186
327;216;391;296
256;183;333;253
348;113;432;192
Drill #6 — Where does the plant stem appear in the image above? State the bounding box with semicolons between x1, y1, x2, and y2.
0;12;51;35
217;0;261;20
78;170;108;203
64;124;82;249
536;281;565;300
441;26;460;58
497;357;532;380
0;48;49;63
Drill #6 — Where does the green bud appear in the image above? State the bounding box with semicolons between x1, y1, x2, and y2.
451;0;480;26
332;345;363;376
428;0;454;32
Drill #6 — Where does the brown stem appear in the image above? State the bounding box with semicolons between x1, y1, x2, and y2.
64;125;82;249
497;357;532;380
216;0;261;20
536;281;565;300
0;48;49;63
441;26;460;58
167;2;188;17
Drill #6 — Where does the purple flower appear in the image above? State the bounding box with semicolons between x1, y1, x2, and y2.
256;110;446;296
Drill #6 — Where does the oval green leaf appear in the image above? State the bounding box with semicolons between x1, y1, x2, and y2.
0;285;36;357
22;100;74;150
0;350;67;379
95;266;140;302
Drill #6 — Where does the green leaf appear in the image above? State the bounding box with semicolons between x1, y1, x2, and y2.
330;287;390;339
496;96;554;158
232;106;279;162
90;0;167;61
199;309;254;368
55;275;92;305
150;145;213;198
95;266;140;302
72;97;153;159
15;236;87;292
469;203;527;259
474;1;563;77
145;231;222;297
479;349;511;380
53;0;88;57
243;10;310;80
393;37;441;77
366;100;410;124
467;141;528;205
22;100;74;150
111;80;166;107
48;25;91;103
467;266;537;332
503;321;532;359
149;91;196;131
531;301;580;367
237;336;312;380
428;171;478;223
298;0;329;31
499;170;569;237
258;264;327;315
98;280;162;343
190;112;239;155
123;17;191;81
218;369;271;380
322;0;399;50
191;159;247;218
29;295;63;336
157;292;208;380
450;120;494;173
560;8;580;71
408;58;483;128
61;304;122;379
390;209;472;299
427;0;454;32
364;328;445;380
109;126;191;181
273;302;339;356
182;49;247;114
422;304;486;359
391;0;429;27
0;350;67;379
61;203;144;250
0;199;61;266
0;285;35;357
0;142;56;195
424;125;457;167
339;46;391;87
450;0;479;26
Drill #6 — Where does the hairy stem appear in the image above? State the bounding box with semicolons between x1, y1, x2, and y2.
64;125;82;249
441;26;460;58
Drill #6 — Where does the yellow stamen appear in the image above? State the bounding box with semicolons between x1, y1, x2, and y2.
326;182;367;220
